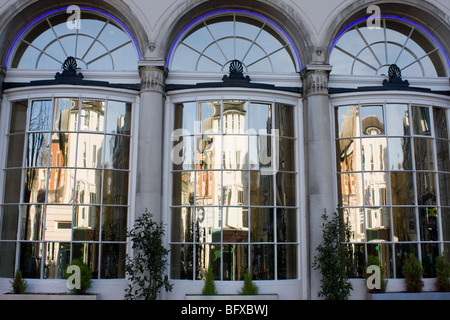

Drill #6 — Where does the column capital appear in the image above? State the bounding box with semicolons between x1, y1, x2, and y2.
138;61;167;93
301;64;332;97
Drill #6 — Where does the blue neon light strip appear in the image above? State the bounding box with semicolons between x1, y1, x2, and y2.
167;9;302;71
6;7;141;67
329;15;450;72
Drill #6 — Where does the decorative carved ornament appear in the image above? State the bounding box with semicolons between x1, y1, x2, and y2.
139;65;165;93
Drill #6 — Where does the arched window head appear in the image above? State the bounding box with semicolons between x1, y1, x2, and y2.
8;7;140;71
330;17;449;77
168;10;300;73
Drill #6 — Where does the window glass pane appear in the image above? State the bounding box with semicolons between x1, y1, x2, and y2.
6;134;25;168
80;100;105;132
436;140;450;172
9;100;28;133
19;242;43;278
412;106;431;136
196;243;221;280
366;207;390;241
250;244;274;280
344;208;365;242
223;208;248;242
422;243;439;278
196;171;221;206
367;243;393;279
103;135;129;169
171;207;194;243
249;103;271;134
347;243;365;278
102;206;127;241
223;244;248;280
73;205;100;241
172;135;195;171
72;243;99;279
414;138;435;171
100;243;126;278
336;139;362;172
196;135;221;170
106;101;131;135
223;171;248;205
433;108;448;139
170;244;193;280
364;173;388;206
172;171;195;206
1;205;19;240
222;136;248;169
54;98;79;132
174;102;196;134
418;207;439;241
49;133;77;167
337;173;363;207
47;168;75;204
441;208;450;241
388;137;412;170
224;100;248;134
103;170;128;205
386;104;410;136
361;106;384;136
0;242;16;277
250;172;273;206
198;102;221;134
20;205;44;241
416;172;436;206
336;105;360;138
26;133;51;167
45;205;73;241
392;207;418;241
276;208;297;242
362;138;387;171
44;242;70;279
4;169;22;203
250;208;274;242
276;172;296;206
275;104;294;138
23;168;48;203
391;172;415;205
197;207;221;243
29;100;52;132
277;245;297;279
279;138;295;172
439;173;450;206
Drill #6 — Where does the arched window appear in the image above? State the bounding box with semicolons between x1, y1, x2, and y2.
330;17;449;77
168;10;300;73
7;7;140;70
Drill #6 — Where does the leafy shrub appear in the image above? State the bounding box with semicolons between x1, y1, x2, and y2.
365;255;388;293
10;271;27;294
402;254;423;292
201;267;217;295
239;270;258;295
436;255;450;292
64;259;92;295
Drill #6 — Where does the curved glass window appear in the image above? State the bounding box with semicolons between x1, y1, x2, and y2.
330;17;449;77
335;103;450;279
170;99;298;281
169;11;299;73
0;98;131;278
8;8;140;70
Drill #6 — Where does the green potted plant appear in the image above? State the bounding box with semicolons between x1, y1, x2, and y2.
64;259;92;295
312;209;353;300
435;254;450;292
125;210;173;300
365;255;387;293
201;267;217;295
10;271;27;294
402;253;423;292
238;270;258;295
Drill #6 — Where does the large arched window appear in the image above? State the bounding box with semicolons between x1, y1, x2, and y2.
330;16;449;77
7;7;140;70
168;10;300;73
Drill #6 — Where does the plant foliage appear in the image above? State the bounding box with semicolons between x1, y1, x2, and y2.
402;253;424;292
435;254;450;292
312;210;353;300
239;269;259;295
64;259;93;295
125;211;173;300
201;267;217;295
10;271;27;294
365;255;388;293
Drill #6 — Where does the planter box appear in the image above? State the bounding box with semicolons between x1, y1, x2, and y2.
186;294;278;300
2;293;97;300
370;292;450;300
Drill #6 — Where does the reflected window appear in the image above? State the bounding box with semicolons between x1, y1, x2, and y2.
169;11;298;73
330;17;449;77
171;99;298;281
335;104;450;278
0;98;132;279
8;8;139;70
